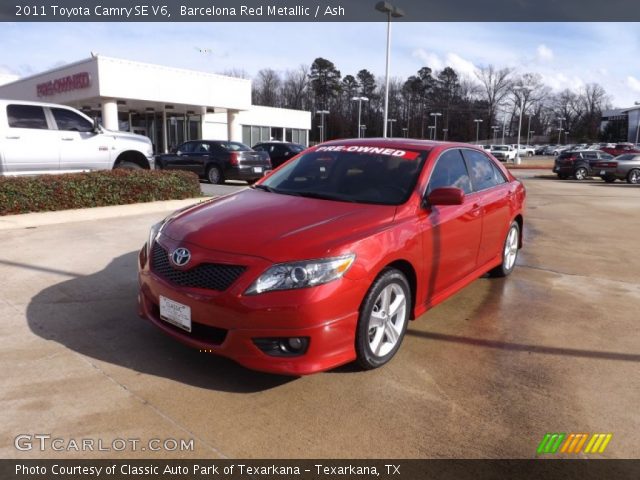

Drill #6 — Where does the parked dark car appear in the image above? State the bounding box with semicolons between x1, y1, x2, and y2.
553;150;614;180
156;140;271;184
594;153;640;184
252;141;305;168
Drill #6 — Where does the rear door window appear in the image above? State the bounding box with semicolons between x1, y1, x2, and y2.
463;149;506;191
7;104;48;129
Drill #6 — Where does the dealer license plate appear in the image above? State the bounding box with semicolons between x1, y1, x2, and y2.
159;295;191;332
253;167;263;173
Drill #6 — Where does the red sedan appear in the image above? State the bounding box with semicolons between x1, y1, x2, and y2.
138;139;526;375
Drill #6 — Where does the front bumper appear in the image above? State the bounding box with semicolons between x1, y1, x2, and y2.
137;241;362;375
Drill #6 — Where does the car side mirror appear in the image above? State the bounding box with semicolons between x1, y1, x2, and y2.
425;187;465;207
92;118;102;134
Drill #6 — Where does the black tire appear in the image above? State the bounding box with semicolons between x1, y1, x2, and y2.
557;173;569;180
355;269;411;370
246;179;259;185
115;161;142;170
574;166;588;181
527;152;533;157
206;165;224;184
602;175;616;183
490;221;520;278
627;169;640;184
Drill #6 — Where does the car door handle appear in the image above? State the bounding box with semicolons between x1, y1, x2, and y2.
471;203;482;217
5;135;20;139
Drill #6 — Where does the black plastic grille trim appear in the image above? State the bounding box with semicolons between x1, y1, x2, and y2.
151;243;246;291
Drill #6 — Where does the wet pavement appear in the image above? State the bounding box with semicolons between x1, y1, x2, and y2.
1;170;638;459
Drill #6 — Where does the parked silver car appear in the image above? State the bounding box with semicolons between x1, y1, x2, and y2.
594;153;640;184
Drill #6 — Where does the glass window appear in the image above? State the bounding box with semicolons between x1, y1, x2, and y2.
51;108;93;132
178;142;195;154
598;152;614;160
217;141;251;152
193;142;211;154
427;149;472;194
261;126;270;142
463;149;505;191
242;126;251;145
7;104;48;129
251;126;260;145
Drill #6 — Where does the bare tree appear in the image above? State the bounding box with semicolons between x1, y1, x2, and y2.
476;65;513;128
282;65;309;110
252;68;282;107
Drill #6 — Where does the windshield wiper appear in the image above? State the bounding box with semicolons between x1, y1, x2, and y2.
252;184;276;193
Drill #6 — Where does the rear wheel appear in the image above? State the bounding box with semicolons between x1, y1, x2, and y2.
356;269;410;370
490;221;520;278
206;165;223;184
627;169;640;184
114;161;142;170
574;167;588;180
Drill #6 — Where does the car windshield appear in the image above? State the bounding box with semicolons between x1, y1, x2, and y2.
493;146;508;151
217;141;251;152
258;146;426;205
290;144;305;153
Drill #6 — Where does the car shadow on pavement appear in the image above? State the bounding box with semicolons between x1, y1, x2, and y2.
26;251;295;393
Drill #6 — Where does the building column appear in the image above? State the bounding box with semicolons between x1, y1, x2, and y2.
162;109;168;153
227;109;241;142
282;127;287;142
101;99;118;131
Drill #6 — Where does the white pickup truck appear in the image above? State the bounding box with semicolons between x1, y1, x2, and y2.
0;99;154;175
490;145;517;162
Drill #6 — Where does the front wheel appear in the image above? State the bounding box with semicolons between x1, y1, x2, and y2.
490;221;520;277
114;161;142;170
627;169;640;184
355;269;411;370
574;167;588;181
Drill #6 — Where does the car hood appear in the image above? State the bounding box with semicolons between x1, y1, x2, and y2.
103;128;151;145
161;189;397;262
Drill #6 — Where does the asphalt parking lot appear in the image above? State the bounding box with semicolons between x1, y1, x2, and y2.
1;169;638;459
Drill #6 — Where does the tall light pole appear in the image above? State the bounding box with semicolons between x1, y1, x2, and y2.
528;130;535;145
634;101;640;144
402;127;408;138
316;110;330;143
375;1;404;138
360;125;367;137
442;128;448;141
351;96;369;139
564;130;569;144
492;125;499;145
387;118;397;137
474;118;483;143
557;117;565;144
428;125;436;140
430;112;442;140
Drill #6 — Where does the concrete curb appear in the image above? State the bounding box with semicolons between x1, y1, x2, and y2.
0;197;210;231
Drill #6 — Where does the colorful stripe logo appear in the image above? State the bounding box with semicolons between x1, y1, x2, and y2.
537;433;612;454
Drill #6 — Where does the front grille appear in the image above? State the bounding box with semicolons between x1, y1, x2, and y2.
151;243;246;291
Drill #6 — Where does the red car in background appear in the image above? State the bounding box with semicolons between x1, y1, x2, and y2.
138;139;526;375
601;143;640;157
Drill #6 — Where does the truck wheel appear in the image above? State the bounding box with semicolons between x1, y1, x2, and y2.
115;162;142;170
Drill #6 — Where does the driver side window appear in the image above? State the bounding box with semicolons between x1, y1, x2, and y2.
427;149;473;195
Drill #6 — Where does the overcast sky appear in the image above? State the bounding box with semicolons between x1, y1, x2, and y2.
1;22;639;107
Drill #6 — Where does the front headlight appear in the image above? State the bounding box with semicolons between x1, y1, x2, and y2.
146;221;164;255
245;254;356;295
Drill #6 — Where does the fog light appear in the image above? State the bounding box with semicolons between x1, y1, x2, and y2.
253;337;310;357
286;337;304;351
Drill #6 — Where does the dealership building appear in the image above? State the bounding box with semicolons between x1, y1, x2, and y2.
0;55;311;153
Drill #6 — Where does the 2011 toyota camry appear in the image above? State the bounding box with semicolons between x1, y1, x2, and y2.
137;139;526;375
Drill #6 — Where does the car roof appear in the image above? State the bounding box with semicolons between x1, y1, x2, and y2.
318;138;481;152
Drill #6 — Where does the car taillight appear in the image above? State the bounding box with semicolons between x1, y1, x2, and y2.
229;152;240;166
565;155;577;163
598;162;617;168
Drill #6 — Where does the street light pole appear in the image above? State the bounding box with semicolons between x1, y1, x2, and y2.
564;130;569;144
428;125;435;140
474;118;483;143
402;127;408;138
634;101;640;144
316;110;330;143
492;125;499;145
430;112;442;140
443;128;448;141
557;117;565;144
375;2;404;138
387;118;397;137
351;96;369;139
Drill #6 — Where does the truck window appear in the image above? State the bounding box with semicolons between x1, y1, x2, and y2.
7;105;48;129
51;108;93;132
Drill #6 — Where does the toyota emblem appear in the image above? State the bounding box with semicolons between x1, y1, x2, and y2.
171;248;191;267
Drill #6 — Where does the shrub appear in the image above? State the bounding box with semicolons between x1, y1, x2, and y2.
0;170;202;216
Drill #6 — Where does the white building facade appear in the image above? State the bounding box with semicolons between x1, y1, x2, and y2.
0;56;310;153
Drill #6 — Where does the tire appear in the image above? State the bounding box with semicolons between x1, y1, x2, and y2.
557;173;569;180
574;167;588;181
115;161;142;170
627;169;640;184
355;269;411;370
602;175;616;183
206;165;224;184
527;152;533;157
490;221;520;278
